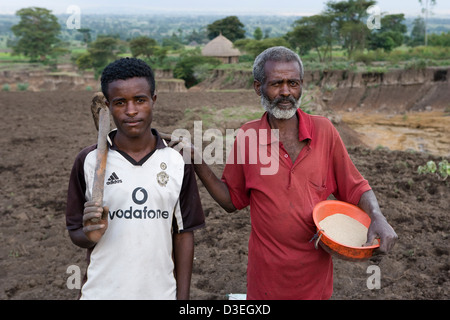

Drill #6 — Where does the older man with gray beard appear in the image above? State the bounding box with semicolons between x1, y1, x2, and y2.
190;46;397;300
260;82;302;120
257;49;303;121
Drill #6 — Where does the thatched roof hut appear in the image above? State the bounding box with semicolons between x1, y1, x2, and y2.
201;33;241;64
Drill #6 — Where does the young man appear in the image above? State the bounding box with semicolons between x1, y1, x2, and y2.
65;57;205;299
189;47;397;299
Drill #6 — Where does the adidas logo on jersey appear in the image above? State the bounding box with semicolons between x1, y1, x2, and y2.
106;172;122;185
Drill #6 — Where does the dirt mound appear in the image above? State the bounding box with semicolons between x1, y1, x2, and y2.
189;69;254;91
191;67;450;113
0;90;448;300
0;66;99;92
318;67;450;113
0;66;187;93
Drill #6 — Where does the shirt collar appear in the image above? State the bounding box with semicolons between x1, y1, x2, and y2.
107;128;167;151
258;108;313;145
106;128;167;166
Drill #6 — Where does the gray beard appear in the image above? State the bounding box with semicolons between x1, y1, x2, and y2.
261;93;302;120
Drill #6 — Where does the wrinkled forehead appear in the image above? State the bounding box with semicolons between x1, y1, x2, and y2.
263;60;302;82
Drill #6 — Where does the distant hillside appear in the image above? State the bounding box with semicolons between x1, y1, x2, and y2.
405;17;450;34
1;13;449;44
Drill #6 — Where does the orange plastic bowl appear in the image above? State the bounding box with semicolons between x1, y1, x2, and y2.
312;200;380;260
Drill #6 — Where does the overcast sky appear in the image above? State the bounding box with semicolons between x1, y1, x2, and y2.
1;0;450;17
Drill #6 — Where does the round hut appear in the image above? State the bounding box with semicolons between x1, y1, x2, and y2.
201;33;241;64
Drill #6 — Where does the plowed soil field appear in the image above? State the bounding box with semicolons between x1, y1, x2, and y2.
0;90;448;299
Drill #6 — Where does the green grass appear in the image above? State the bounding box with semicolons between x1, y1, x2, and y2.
69;47;88;55
300;45;450;72
220;106;262;122
0;51;28;62
1;42;449;80
184;105;263;129
216;61;253;71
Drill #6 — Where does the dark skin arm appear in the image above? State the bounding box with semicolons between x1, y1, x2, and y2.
193;160;237;213
169;137;236;213
173;231;194;300
358;190;398;253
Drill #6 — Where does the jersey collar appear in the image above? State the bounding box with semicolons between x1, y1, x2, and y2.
106;128;166;166
258;108;313;145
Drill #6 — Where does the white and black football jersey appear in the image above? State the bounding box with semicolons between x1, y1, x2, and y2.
66;129;204;299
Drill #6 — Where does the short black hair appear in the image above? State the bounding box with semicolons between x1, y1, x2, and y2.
101;57;155;100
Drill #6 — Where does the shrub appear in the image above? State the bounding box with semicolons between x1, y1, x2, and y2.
404;59;428;70
417;160;449;180
173;55;221;88
17;83;29;91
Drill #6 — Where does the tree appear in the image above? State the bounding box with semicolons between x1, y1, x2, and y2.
77;28;92;44
367;14;407;52
161;33;184;50
186;29;208;45
324;0;376;57
368;32;396;52
287;14;335;61
75;51;93;70
10;7;61;61
410;17;426;46
129;36;167;67
76;35;119;78
206;16;246;42
428;31;450;47
419;0;437;46
234;37;290;58
253;27;263;40
88;36;118;69
129;36;158;59
173;51;221;88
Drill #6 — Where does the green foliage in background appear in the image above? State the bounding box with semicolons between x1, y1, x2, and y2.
2;2;450;82
10;7;62;62
173;50;221;88
206;16;246;42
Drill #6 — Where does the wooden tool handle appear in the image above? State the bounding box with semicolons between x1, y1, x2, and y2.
91;93;110;220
